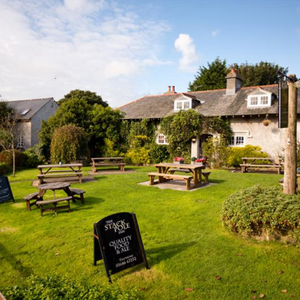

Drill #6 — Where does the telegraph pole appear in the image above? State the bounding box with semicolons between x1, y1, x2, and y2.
283;74;297;194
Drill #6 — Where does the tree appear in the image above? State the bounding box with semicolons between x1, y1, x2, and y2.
189;58;289;92
39;90;123;160
0;110;18;176
58;89;108;107
230;61;289;87
188;57;227;91
50;124;88;163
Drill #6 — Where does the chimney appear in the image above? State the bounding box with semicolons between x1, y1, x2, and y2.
164;85;176;94
226;69;242;95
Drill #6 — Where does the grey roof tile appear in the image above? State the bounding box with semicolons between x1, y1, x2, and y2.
120;84;300;119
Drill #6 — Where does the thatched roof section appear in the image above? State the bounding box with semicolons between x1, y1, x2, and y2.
120;84;300;120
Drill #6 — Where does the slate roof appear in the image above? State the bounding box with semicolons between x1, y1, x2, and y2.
5;98;55;121
120;85;300;119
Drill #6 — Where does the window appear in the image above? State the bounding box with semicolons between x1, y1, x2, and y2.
17;136;24;148
174;100;191;111
21;109;31;116
250;96;258;105
260;96;268;105
229;135;245;146
157;134;169;145
247;93;271;107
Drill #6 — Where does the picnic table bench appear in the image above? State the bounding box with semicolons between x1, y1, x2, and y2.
91;157;125;172
240;157;282;174
37;163;83;184
148;172;193;190
36;196;72;216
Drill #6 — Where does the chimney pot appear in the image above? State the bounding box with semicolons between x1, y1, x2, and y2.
172;86;175;93
168;86;171;92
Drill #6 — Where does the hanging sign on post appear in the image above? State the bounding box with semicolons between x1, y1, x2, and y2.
94;212;149;282
0;176;14;204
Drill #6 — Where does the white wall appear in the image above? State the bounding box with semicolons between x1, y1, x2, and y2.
229;116;298;159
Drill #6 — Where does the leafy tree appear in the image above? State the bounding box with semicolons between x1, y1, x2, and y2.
189;58;289;92
230;61;289;86
0;111;18;176
58;89;108;107
0;101;13;120
39;90;122;159
50;124;88;163
188;57;227;91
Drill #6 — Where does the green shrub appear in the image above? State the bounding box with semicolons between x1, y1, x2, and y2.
50;125;88;163
3;274;138;300
227;145;269;167
0;150;27;169
149;144;169;163
202;137;230;168
0;162;10;175
221;185;300;243
23;145;44;168
126;147;150;165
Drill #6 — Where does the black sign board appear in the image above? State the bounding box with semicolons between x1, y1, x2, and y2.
0;176;14;203
278;80;288;128
94;212;149;282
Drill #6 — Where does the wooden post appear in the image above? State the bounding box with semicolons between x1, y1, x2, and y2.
283;75;297;194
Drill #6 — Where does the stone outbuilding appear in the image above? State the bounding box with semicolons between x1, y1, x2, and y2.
6;98;58;150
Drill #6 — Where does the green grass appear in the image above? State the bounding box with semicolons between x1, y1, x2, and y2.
1;167;300;299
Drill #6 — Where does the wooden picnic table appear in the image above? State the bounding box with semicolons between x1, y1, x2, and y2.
91;157;125;172
37;163;83;184
240;157;282;174
152;163;205;188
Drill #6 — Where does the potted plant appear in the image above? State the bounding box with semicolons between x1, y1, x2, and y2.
195;156;206;168
191;157;197;164
173;157;184;164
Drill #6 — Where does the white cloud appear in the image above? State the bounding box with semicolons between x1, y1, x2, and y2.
212;29;219;37
174;33;200;72
0;0;170;107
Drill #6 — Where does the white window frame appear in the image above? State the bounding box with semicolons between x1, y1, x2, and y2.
229;134;245;147
17;135;24;148
174;100;191;111
156;134;169;145
247;94;271;107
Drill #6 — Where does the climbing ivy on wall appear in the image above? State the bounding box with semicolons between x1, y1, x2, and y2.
160;110;231;159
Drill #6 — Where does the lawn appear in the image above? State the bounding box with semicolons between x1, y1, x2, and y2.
1;167;300;299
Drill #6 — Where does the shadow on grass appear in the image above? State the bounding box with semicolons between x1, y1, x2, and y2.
209;179;226;184
146;242;197;266
0;242;32;277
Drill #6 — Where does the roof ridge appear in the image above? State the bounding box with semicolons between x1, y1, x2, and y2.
6;97;54;102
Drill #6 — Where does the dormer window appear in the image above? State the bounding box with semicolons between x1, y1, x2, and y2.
247;89;272;107
175;100;191;111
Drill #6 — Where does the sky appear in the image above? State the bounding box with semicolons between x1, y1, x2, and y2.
0;0;300;108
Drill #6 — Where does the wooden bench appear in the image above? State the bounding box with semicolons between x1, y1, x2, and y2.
240;164;282;174
37;172;83;184
202;171;211;183
23;192;43;211
91;157;125;172
36;196;72;216
67;188;85;203
148;172;192;190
